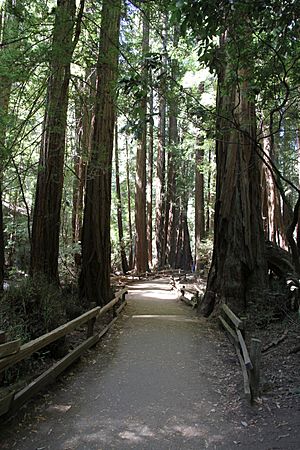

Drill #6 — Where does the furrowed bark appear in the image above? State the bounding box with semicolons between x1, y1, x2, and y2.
79;0;121;305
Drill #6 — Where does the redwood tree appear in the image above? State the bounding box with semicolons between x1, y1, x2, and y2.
115;122;129;274
147;85;154;266
201;50;267;315
195;138;205;270
72;74;94;246
0;0;21;289
79;0;121;305
155;15;167;269
135;9;149;274
165;27;180;269
177;2;269;314
30;0;84;282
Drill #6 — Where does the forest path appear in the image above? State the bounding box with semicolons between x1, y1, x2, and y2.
1;279;299;449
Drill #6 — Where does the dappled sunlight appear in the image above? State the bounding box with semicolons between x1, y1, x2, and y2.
46;404;72;413
119;424;155;441
128;290;177;301
132;314;201;323
171;424;206;438
128;281;172;291
60;413;219;449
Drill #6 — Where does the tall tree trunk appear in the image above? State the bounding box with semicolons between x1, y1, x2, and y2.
165;25;179;269
195;137;205;270
297;128;300;250
206;146;212;235
261;128;286;248
201;42;267;316
147;86;154;266
72;74;94;247
72;147;86;245
0;0;18;289
165;129;178;268
79;0;121;305
115;122;129;274
175;197;193;271
155;95;166;269
126;136;134;269
174;157;193;272
135;10;149;274
0;188;4;290
30;0;84;283
155;16;167;269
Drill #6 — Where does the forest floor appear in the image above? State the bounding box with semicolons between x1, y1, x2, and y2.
0;278;299;449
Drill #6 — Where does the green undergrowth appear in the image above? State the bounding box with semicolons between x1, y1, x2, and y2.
0;276;86;342
246;283;299;330
0;276;85;385
197;237;213;269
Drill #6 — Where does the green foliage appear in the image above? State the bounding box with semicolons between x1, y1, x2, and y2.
0;275;67;343
197;236;214;268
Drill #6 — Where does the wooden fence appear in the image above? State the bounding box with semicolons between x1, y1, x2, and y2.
170;276;203;308
219;304;262;403
0;288;127;418
170;276;261;404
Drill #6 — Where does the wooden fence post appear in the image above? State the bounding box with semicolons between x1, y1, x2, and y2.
87;303;97;338
0;331;6;385
249;338;262;400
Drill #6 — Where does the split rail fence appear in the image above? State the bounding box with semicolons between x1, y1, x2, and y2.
219;304;262;403
0;287;127;418
170;276;261;403
170;276;203;308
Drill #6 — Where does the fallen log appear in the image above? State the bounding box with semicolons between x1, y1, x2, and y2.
265;241;298;282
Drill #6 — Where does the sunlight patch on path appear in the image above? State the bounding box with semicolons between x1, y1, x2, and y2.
131;314;201;323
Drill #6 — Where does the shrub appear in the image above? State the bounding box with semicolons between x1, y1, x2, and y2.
0;275;67;343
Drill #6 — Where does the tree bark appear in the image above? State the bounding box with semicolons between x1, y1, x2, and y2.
115;122;129;274
30;0;83;283
175;197;193;271
72;73;94;247
147;86;154;266
0;0;18;289
195;137;205;270
165;125;178;268
261;126;286;248
0;187;4;290
79;0;121;306
206;146;213;235
201;41;267;316
126;136;134;269
165;26;179;269
297;128;300;251
155;16;167;269
135;10;149;274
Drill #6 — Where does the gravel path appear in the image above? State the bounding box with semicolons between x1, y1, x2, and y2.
0;279;299;449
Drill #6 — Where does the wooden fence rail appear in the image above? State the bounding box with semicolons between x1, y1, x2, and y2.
0;287;128;418
170;276;203;309
218;304;261;403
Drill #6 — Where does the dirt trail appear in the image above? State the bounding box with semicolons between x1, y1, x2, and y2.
0;279;299;449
